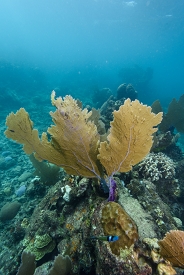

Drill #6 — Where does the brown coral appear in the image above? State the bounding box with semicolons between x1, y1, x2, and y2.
98;99;162;176
49;254;72;275
16;251;36;275
158;230;184;268
101;202;138;255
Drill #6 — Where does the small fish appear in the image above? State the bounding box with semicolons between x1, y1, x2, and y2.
91;235;119;242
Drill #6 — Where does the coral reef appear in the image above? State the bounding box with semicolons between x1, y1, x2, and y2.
117;83;138;100
4;90;184;275
91;197;178;275
137;152;175;183
125;179;178;236
88;107;106;136
24;233;56;261
99;96;124;129
152;131;180;153
0;169;183;274
135;152;181;201
92;87;113;108
142;238;177;275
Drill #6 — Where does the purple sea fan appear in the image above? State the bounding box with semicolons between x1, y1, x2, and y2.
108;177;117;202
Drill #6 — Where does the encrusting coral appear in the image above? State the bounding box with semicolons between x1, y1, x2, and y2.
101;202;138;256
4;91;162;199
24;233;56;261
137;152;176;182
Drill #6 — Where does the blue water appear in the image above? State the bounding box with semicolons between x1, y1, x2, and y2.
0;0;183;108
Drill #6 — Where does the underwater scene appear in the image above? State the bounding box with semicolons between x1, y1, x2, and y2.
1;1;184;274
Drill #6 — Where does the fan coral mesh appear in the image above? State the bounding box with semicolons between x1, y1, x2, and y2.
159;230;184;268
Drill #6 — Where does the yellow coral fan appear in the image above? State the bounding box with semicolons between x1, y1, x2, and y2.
4;108;48;156
159;230;184;268
5;92;102;178
98;99;162;176
5;94;162;181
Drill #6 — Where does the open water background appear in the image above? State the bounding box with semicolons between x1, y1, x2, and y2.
0;0;184;107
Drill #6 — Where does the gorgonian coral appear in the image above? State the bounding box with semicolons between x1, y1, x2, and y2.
4;91;162;200
159;230;184;268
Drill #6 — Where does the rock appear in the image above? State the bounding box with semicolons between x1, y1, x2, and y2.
18;172;32;182
0;157;16;170
0;201;21;221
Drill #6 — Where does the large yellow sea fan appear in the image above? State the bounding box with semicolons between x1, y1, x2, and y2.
98;99;163;176
4;94;162;181
4;92;103;178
